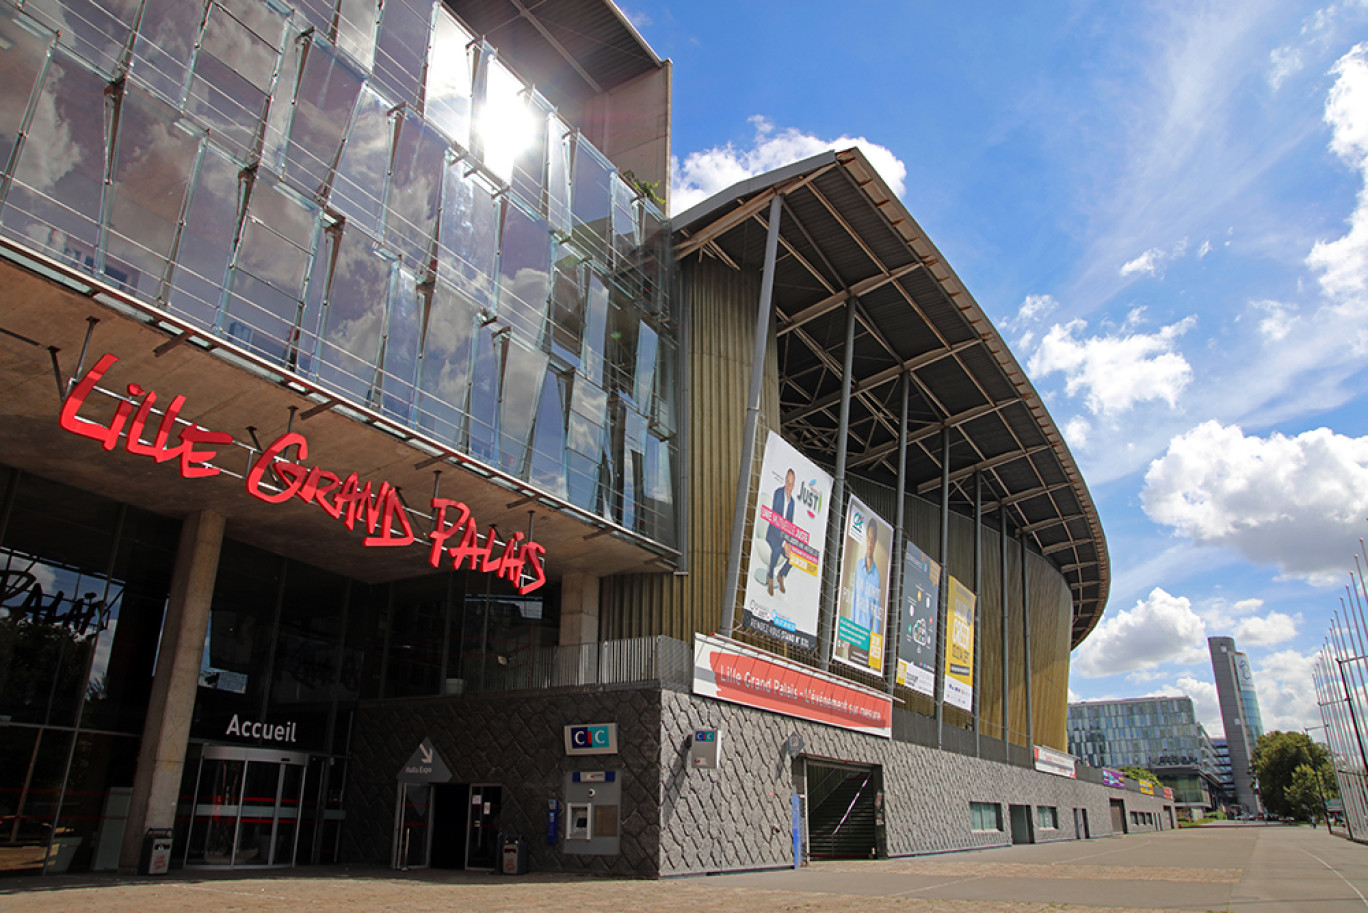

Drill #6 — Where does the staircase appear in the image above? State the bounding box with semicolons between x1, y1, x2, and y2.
807;768;877;859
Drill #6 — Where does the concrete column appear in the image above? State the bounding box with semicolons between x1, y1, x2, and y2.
559;571;601;646
120;510;225;871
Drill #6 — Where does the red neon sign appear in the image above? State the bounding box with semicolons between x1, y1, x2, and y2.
58;353;547;593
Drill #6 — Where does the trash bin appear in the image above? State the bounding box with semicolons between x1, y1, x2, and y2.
501;835;528;875
139;828;174;875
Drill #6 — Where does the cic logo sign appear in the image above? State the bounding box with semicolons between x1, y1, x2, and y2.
564;722;618;755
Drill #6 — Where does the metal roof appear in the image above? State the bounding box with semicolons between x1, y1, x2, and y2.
446;0;662;113
672;148;1109;647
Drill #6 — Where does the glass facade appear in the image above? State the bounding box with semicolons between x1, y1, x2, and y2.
0;0;677;547
0;464;563;874
1067;697;1217;779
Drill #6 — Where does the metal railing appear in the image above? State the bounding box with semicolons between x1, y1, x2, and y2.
450;635;693;696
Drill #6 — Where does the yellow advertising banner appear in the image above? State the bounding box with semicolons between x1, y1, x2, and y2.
942;575;975;711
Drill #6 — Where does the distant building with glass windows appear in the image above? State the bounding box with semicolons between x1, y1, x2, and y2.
1209;636;1264;815
1068;696;1221;813
0;0;1176;881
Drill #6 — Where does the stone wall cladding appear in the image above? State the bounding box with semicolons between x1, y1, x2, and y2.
346;686;665;877
658;689;1174;876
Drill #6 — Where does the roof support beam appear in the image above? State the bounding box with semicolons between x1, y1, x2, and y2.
507;0;601;93
777;263;923;335
783;339;981;425
674;166;836;260
846;399;1011;469
916;444;1052;496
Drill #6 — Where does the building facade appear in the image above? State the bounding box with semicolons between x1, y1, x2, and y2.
1067;696;1220;813
0;0;1170;880
1209;636;1264;815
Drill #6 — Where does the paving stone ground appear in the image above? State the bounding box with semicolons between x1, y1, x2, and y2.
2;822;1365;913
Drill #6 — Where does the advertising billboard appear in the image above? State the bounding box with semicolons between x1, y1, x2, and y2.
1033;745;1077;779
832;495;893;674
693;634;893;738
1102;768;1125;788
942;575;976;711
741;432;832;651
896;541;940;696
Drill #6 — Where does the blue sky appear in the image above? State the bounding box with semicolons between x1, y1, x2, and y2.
625;0;1368;739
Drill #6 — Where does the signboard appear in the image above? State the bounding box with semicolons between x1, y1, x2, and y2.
942;575;976;711
564;723;618;755
741;432;832;651
1102;768;1125;788
693;633;892;738
1235;652;1255;687
896;541;940;696
398;738;453;783
690;729;722;769
1138;779;1155;796
58;352;547;593
832;495;893;673
1033;745;1077;779
1162;787;1174;800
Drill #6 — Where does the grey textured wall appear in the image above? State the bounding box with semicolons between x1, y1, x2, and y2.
346;685;1173;878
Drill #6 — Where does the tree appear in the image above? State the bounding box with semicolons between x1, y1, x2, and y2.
1285;763;1329;822
1251;731;1333;818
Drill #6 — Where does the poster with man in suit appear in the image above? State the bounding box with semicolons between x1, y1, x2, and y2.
741;432;831;651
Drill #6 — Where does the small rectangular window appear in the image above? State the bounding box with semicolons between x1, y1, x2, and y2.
970;801;1001;832
1036;806;1058;830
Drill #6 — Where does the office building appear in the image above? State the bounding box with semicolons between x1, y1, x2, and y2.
1209;637;1264;815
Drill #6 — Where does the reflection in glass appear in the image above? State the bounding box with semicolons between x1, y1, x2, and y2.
104;86;203;301
495;201;551;343
129;0;202;104
379;267;423;425
335;0;379;71
2;51;109;269
185;3;283;161
330;85;392;235
282;36;364;199
416;280;479;446
467;322;502;463
476;54;533;185
545;116;571;234
0;12;54;176
550;254;585;368
498;339;548;477
570;137;612;259
316;229;393;404
168;145;243;329
437;157;498;312
23;0;138;78
385;111;446;268
511;91;552;209
528;368;568;498
566;379;608;513
372;0;430;108
424;10;474;147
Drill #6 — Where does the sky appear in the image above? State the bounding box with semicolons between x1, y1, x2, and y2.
623;0;1368;742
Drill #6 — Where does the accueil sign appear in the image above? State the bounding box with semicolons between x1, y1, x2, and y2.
58;352;547;593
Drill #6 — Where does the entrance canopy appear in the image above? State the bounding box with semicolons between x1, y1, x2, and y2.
673;149;1108;646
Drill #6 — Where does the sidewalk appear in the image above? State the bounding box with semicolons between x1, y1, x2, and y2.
2;823;1364;913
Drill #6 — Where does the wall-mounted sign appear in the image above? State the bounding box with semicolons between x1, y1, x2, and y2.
1102;768;1125;788
398;738;453;783
224;714;298;744
896;542;940;696
1138;779;1156;796
942;576;976;711
693;633;892;738
1032;745;1077;779
59;352;547;593
833;495;892;674
564;723;618;755
690;729;722;769
1162;787;1174;800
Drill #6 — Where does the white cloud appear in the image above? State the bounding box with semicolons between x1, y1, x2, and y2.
1062;415;1092;450
1121;247;1167;277
1026;315;1196;416
1142;420;1368;584
1269;45;1305;89
670;116;907;214
1256;648;1322;732
1307;43;1368;314
1198;239;1214;258
1200;596;1266;630
1247;298;1297;342
1016;293;1058;325
1234;610;1302;646
1073;588;1207;678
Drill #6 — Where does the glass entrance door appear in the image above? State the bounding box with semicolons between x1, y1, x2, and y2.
395;784;432;869
184;746;308;867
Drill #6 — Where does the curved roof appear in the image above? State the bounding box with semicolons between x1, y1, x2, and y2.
672;148;1109;647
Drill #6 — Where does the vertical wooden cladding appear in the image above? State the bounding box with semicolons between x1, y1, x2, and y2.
601;259;778;642
602;256;1076;753
851;479;1073;752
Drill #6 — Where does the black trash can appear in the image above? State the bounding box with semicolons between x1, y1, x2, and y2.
501;835;528;875
138;828;174;875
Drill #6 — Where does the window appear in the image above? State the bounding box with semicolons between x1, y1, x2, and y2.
970;802;1001;832
1036;806;1058;830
